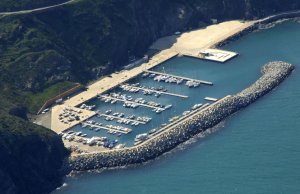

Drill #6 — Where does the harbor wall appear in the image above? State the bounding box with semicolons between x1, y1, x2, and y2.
37;83;83;115
69;61;294;171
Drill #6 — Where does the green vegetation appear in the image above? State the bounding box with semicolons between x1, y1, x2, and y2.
25;81;77;113
0;110;69;194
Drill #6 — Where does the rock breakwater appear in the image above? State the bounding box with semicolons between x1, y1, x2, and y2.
69;61;294;171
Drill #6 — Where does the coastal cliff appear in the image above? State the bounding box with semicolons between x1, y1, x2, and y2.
69;61;294;171
0;112;69;194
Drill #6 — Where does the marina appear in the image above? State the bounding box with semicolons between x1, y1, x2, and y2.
97;113;150;125
144;70;213;86
99;95;167;112
120;84;189;99
45;20;257;152
50;14;300;194
81;121;132;134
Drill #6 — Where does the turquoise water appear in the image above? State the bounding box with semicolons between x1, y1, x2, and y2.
54;21;300;194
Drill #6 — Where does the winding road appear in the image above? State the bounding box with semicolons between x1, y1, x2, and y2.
0;0;77;16
257;10;300;23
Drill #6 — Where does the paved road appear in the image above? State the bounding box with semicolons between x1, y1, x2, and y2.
0;0;76;16
258;10;300;23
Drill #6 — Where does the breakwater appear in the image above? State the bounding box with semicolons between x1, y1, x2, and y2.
69;61;294;171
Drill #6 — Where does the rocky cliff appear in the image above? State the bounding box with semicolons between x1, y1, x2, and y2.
0;112;69;194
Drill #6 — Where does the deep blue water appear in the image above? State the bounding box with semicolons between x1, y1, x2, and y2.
54;20;300;194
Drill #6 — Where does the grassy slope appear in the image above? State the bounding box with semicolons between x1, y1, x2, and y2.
25;81;77;113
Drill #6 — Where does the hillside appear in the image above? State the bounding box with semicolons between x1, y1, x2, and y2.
1;0;300;113
0;110;69;194
0;0;300;193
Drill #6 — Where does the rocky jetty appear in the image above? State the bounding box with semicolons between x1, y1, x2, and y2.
69;61;294;171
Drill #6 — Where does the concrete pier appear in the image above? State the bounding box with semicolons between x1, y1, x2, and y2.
184;49;238;63
99;95;165;111
98;113;147;125
144;70;213;85
121;84;189;99
82;122;132;134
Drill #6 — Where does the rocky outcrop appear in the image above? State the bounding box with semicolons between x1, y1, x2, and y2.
0;113;69;194
69;61;294;171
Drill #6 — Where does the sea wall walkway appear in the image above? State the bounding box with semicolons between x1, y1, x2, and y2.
69;61;294;171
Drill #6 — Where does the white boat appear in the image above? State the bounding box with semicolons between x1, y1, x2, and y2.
142;72;149;78
135;133;148;142
204;97;218;102
149;128;157;134
192;103;203;110
115;144;125;149
165;104;172;109
75;131;82;136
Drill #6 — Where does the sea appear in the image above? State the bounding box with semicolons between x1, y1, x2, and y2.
53;20;300;194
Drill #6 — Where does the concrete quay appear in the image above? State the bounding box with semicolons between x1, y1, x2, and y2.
99;95;165;111
69;61;294;171
82;122;131;134
51;51;178;133
98;113;147;125
184;48;238;63
51;105;97;134
144;70;213;85
121;84;189;99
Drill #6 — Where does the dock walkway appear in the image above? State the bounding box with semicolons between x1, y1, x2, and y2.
100;95;165;111
144;70;213;85
83;122;131;134
121;84;188;99
98;113;147;124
